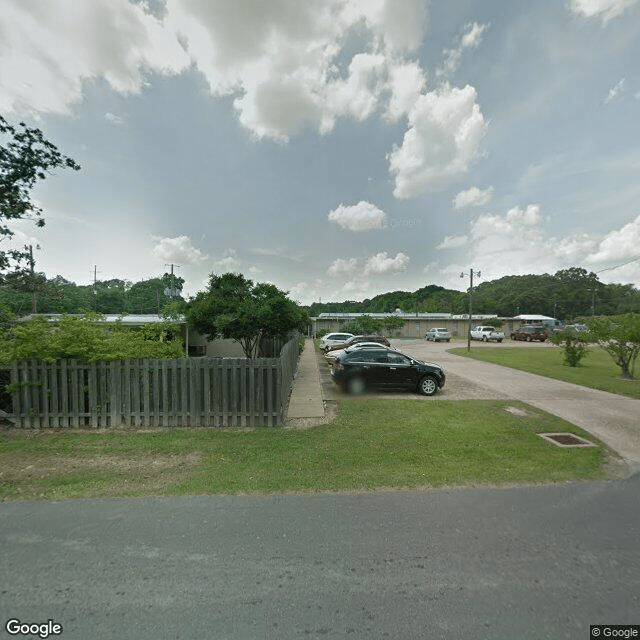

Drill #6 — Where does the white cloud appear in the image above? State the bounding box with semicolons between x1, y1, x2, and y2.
453;186;493;209
328;201;388;231
104;112;124;124
364;251;409;274
570;0;639;22
389;84;488;198
433;205;640;288
327;258;359;275
211;249;241;272
587;214;640;264
377;0;428;53
437;235;468;249
604;78;626;103
437;22;488;78
165;0;430;140
152;235;208;264
0;0;434;140
0;0;190;115
460;22;487;49
385;60;427;122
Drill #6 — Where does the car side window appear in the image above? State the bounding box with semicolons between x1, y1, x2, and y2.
388;352;410;365
348;350;378;363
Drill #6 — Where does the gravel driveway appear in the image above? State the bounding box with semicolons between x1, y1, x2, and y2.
319;340;640;464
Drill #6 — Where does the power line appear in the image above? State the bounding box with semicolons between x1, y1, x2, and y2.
597;255;640;274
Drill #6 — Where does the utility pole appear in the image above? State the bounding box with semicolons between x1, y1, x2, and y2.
460;268;480;351
28;244;37;314
163;264;181;299
92;265;101;311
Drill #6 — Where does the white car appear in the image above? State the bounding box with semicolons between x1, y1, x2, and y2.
470;326;504;342
318;332;354;352
325;342;395;362
425;328;451;342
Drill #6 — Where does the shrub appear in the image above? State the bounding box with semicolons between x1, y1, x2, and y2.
0;314;185;363
550;330;589;367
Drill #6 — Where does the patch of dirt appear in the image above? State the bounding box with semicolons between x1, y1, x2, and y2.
2;452;202;478
0;452;203;500
504;406;529;417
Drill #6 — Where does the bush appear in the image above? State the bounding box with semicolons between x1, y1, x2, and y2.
549;330;589;367
0;314;185;363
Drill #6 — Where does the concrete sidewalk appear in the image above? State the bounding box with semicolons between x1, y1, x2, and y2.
285;338;325;424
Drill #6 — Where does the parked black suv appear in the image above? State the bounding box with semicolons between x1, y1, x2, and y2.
330;347;445;395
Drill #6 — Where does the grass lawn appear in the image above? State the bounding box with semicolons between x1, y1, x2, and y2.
0;399;611;501
449;346;640;399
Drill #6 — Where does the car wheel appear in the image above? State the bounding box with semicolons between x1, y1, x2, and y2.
418;375;438;396
527;336;532;342
483;335;488;342
497;339;502;343
347;377;366;395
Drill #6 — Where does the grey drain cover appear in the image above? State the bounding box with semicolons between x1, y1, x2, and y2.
539;432;596;448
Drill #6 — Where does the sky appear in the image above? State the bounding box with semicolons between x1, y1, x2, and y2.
1;0;640;306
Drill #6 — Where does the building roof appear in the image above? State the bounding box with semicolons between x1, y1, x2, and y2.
314;312;499;319
18;313;186;326
513;314;557;321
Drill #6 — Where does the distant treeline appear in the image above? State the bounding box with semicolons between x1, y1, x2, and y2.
305;268;640;321
3;266;639;322
0;272;186;317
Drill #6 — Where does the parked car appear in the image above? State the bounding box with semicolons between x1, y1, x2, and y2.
330;347;445;396
470;325;504;342
324;342;395;363
324;335;391;354
425;327;451;342
510;325;547;342
563;323;588;333
318;332;354;352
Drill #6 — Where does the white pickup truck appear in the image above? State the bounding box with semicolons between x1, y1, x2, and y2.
470;325;504;342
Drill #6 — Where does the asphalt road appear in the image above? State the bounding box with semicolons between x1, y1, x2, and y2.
1;475;639;640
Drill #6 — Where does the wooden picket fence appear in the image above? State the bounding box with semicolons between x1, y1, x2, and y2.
6;334;300;428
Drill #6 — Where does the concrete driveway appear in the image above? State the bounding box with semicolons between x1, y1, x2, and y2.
319;339;640;464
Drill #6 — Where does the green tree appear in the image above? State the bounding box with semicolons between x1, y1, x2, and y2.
549;328;589;367
585;313;640;379
126;273;184;314
187;273;308;358
382;316;406;333
0;115;80;273
554;267;600;318
341;315;386;335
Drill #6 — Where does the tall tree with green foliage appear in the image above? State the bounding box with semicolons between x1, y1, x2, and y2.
0;115;80;274
585;313;640;379
187;273;308;357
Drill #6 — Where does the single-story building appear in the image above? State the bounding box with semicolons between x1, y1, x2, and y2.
310;312;558;339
